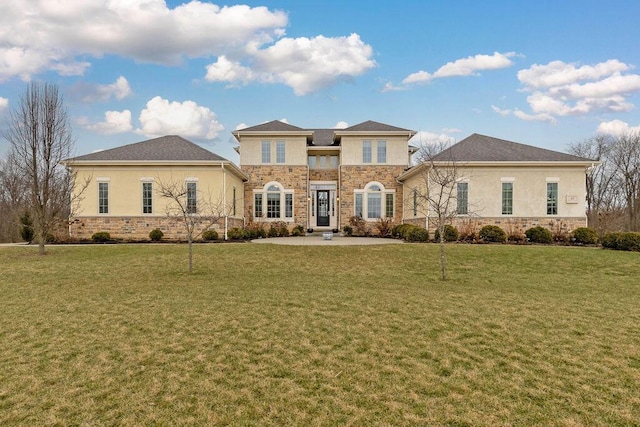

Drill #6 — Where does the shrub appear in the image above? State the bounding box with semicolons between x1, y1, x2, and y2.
617;232;640;252
479;225;507;243
227;227;248;240
572;227;598;245
149;228;164;241
267;225;279;238
19;212;34;243
246;223;266;239
342;225;353;236
601;232;622;249
291;224;305;236
201;229;218;241
525;226;553;244
91;231;111;243
391;223;411;239
434;224;459;242
348;216;368;236
375;217;393;237
406;226;429;242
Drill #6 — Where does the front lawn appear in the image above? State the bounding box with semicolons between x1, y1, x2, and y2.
0;244;638;425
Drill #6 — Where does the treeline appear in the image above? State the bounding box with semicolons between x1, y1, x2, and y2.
568;132;640;234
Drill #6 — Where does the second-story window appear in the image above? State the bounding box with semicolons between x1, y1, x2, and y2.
377;141;387;163
276;141;285;163
261;141;271;163
363;141;372;163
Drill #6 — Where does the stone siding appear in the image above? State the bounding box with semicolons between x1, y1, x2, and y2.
70;216;243;240
241;165;308;226
340;165;406;232
425;216;587;238
309;169;339;182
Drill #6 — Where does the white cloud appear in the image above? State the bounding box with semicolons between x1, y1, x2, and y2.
235;123;249;130
491;105;511;117
409;131;456;147
402;52;516;85
0;97;8;112
0;1;287;81
596;119;640;136
205;33;376;95
71;76;132;103
512;109;556;124
86;110;133;135
334;121;349;129
441;127;463;134
137;96;224;140
512;59;640;122
380;82;407;92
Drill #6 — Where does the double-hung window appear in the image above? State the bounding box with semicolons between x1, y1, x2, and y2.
261;141;271;163
362;141;372;163
142;182;153;214
98;182;109;214
276;141;285;163
547;182;558;215
377;141;387;163
186;182;197;214
457;182;468;215
502;182;513;215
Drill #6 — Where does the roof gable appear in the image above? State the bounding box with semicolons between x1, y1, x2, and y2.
432;134;594;163
342;120;414;133
68;135;228;162
236;120;305;132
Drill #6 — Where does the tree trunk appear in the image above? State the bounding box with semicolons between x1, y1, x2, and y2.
438;224;447;281
188;236;193;274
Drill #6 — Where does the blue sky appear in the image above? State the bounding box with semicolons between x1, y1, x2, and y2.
1;0;640;163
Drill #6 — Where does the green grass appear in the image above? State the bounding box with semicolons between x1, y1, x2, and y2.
1;243;639;425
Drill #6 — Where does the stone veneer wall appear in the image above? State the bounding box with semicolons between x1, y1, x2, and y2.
309;169;339;182
241;165;308;227
340;165;406;232
70;216;243;240
410;216;587;237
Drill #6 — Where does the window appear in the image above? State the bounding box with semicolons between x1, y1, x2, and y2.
363;141;372;163
385;193;394;218
354;182;395;220
457;182;468;215
377;141;387;163
502;182;513;215
254;193;263;217
261;141;271;163
253;182;294;221
308;156;317;168
232;187;237;216
547;182;558;215
276;141;285;163
142;182;153;214
186;182;197;214
285;193;293;218
355;193;363;217
330;155;338;168
98;182;109;214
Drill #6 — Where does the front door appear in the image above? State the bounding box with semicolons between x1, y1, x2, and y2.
317;190;330;226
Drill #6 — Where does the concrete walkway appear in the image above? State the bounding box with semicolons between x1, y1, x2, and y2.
250;235;403;246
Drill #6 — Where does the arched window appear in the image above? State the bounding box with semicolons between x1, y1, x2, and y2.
354;182;395;220
254;181;294;221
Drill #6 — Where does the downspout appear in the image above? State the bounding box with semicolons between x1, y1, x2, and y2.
222;162;228;240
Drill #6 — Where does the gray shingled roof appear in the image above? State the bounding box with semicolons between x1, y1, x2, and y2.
432;134;594;162
68;135;229;162
342;120;414;133
236;120;305;132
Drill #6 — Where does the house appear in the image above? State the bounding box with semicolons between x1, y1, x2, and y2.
232;120;416;232
64;135;247;240
397;133;595;236
64;123;594;240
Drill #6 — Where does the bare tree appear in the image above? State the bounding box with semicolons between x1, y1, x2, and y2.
608;132;640;231
0;152;28;242
410;141;467;280
4;82;76;254
156;178;226;273
568;135;623;234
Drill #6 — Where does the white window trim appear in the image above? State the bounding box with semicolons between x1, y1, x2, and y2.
253;181;294;222
141;181;153;215
97;181;109;215
354;181;395;221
